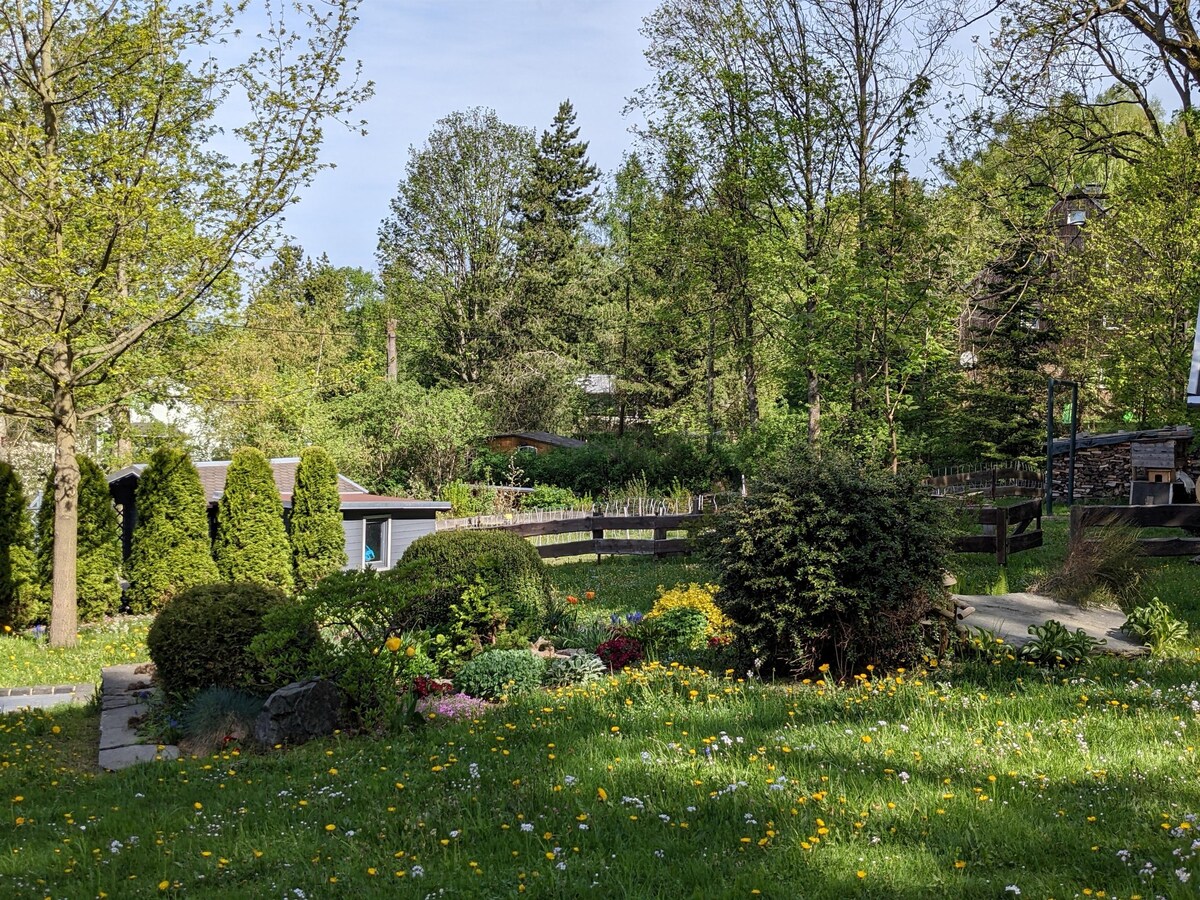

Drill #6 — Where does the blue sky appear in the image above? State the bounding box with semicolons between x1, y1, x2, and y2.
272;1;659;272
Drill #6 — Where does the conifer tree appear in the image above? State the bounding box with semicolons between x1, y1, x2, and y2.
126;447;219;613
36;457;122;623
513;99;601;352
214;448;294;593
0;462;37;628
290;446;346;592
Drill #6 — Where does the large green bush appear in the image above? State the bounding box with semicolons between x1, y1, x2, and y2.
400;529;551;633
0;463;37;628
289;446;347;592
251;563;438;727
147;582;298;699
126;447;219;613
35;456;122;623
455;649;545;700
214;447;294;593
708;448;947;677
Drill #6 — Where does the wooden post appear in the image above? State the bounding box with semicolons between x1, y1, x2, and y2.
653;526;667;559
995;505;1008;567
1070;505;1084;544
593;525;603;563
990;467;997;502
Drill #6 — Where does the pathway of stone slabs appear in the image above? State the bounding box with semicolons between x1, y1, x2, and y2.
953;591;1146;655
0;683;93;714
98;664;178;771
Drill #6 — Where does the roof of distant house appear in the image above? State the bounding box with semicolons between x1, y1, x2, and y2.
490;431;587;449
107;457;449;510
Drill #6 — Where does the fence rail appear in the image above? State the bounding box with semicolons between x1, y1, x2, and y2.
1070;504;1200;556
950;498;1044;564
440;510;706;559
923;464;1043;500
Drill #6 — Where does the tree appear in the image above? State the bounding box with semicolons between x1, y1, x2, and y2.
512;99;602;353
0;1;368;646
0;462;36;628
377;108;533;385
36;456;122;623
214;447;294;593
126;446;219;613
290;446;347;593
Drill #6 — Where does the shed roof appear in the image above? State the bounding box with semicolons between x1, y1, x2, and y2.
1049;425;1193;456
107;458;449;511
490;431;587;449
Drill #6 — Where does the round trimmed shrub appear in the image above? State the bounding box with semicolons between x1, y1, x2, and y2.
147;582;301;699
708;447;947;678
400;529;551;633
454;649;546;700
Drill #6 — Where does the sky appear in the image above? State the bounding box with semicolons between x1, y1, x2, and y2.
267;1;660;272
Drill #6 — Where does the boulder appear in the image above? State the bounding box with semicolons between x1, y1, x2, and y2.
254;679;342;747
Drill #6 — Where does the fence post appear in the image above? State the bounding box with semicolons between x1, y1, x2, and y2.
653;525;667;559
592;519;603;564
995;505;1008;567
1069;505;1084;544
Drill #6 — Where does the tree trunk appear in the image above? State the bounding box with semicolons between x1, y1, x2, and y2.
49;352;79;649
113;405;133;466
807;365;821;446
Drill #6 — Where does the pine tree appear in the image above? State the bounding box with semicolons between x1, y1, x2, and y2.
126;447;219;613
513;99;601;352
0;462;37;628
289;446;346;592
213;448;294;593
36;456;122;623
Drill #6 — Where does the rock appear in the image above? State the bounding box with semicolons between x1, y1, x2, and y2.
530;638;557;659
254;680;342;747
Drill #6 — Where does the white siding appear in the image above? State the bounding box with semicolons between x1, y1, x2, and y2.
342;519;363;571
389;517;436;564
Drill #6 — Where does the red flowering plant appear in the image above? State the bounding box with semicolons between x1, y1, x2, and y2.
597;634;645;671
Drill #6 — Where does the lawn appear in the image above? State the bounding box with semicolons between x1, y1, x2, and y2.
1;550;1198;897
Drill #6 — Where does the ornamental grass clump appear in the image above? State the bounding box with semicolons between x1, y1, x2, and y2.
708;446;947;678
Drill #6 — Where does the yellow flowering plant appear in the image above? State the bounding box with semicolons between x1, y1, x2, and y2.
645;583;733;641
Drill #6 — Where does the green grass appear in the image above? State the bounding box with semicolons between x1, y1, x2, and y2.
0;617;151;688
3;656;1200;898
547;554;717;620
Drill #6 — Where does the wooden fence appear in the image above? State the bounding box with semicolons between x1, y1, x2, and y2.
950;498;1044;565
441;512;704;559
1070;504;1200;556
924;463;1043;500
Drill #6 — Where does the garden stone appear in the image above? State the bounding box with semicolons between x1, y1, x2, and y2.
254;679;342;747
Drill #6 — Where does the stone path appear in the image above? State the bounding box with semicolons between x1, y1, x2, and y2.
953;591;1146;655
98;664;178;771
0;683;93;714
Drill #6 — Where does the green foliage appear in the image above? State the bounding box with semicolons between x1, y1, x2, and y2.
35;456;122;624
1122;598;1190;658
328;380;490;496
126;447;219;614
147;582;295;700
213;447;294;594
289;446;347;592
544;652;605;687
439;481;496;518
1018;619;1105;668
0;462;37;628
521;484;580;510
708;447;947;677
427;577;515;671
250;564;438;728
400;529;551;634
454;649;546;700
641;606;709;655
519;431;738;497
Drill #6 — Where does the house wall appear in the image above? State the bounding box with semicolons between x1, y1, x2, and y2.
341;512;437;571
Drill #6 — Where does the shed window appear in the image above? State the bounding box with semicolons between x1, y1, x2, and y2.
363;518;389;569
1067;210;1087;225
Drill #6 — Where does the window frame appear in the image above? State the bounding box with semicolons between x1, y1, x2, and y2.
362;516;390;570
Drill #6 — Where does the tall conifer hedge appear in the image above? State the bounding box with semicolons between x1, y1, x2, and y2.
214;447;294;593
36;456;122;622
126;447;219;613
290;446;346;592
0;462;37;628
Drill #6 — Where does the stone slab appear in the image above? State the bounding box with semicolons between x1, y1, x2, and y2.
100;664;154;710
0;684;93;715
99;703;148;750
99;744;178;771
953;591;1145;655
